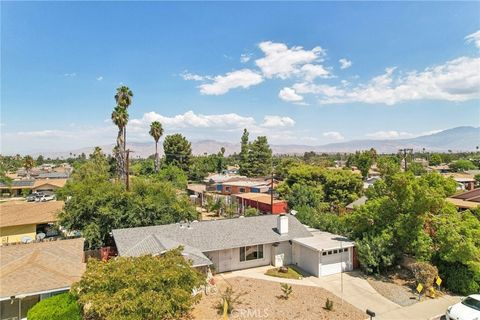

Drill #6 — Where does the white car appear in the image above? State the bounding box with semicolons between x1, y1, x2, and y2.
446;294;480;320
36;194;56;202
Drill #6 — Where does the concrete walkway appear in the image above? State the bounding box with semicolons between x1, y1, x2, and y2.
219;266;462;320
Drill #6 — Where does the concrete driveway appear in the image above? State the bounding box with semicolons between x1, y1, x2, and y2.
221;266;461;320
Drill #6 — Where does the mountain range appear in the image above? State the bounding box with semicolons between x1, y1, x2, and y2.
36;126;479;158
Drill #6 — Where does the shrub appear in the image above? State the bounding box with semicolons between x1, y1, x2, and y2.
411;262;439;291
216;286;244;315
27;293;81;320
244;207;259;217
324;298;334;311
438;262;480;295
280;283;293;299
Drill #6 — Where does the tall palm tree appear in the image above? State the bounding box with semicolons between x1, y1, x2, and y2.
111;105;129;180
149;121;164;172
24;155;35;179
115;86;133;151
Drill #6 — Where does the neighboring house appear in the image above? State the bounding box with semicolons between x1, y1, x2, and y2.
447;188;480;210
186;184;207;206
33;178;67;193
113;214;355;277
235;192;288;214
443;172;476;191
218;179;272;195
0;201;64;244
363;176;381;189
0;238;85;320
346;196;368;212
37;172;70;179
0;180;35;197
222;165;240;175
428;164;451;174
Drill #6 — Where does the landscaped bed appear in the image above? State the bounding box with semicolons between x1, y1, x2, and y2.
265;266;303;280
192;276;365;320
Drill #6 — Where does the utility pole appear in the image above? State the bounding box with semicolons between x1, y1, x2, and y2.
398;148;413;171
271;160;274;214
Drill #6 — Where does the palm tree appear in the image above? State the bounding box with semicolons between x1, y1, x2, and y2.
115;86;133;151
111;105;129;180
149;121;164;172
24;155;35;179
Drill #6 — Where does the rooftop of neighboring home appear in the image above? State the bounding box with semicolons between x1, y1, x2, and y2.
33;178;68;189
221;180;270;188
443;172;476;182
203;173;247;184
446;188;480;209
187;184;206;194
346;196;368;210
234;192;286;205
0;201;64;228
0;238;85;299
0;179;35;189
37;172;70;179
428;164;451;171
113;214;312;260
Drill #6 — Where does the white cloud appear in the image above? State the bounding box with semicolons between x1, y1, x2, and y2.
323;131;344;141
130;110;256;129
278;87;304;102
96;76;103;81
240;53;252;63
313;56;480;105
198;69;263;95
255;41;325;79
64;73;76;77
181;71;206;81
261;115;295;127
465;30;480;49
339;58;352;69
300;64;331;81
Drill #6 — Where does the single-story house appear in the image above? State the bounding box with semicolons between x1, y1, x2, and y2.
234;192;288;214
443;172;476;191
0;180;35;197
217;179;271;195
428;164;451;174
447;188;480;210
112;214;356;277
0;201;64;244
0;238;86;320
186;184;207;206
33;178;67;193
222;165;240;175
37;172;70;179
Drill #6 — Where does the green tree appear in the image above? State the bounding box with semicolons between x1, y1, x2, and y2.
357;230;396;274
407;162;427;176
27;293;81;320
239;128;250;176
248;136;272;177
36;155;45;165
163;134;192;172
377;156;400;179
449;159;476;172
429;154;442;166
72;250;205;320
149;121;164;172
156;165;188;189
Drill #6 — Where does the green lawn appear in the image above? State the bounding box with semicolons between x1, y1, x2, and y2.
265;266;303;280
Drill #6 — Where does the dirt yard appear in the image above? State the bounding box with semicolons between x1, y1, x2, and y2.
192;276;365;320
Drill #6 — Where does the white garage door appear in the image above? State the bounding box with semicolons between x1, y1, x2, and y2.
320;249;349;276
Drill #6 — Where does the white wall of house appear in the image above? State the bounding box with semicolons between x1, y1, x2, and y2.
271;241;293;267
205;244;272;273
292;243;320;276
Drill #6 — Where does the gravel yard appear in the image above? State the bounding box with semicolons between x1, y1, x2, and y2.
192;276;365;320
367;275;419;306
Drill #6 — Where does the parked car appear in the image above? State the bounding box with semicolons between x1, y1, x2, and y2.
26;192;43;202
36;194;55;202
446;294;480;320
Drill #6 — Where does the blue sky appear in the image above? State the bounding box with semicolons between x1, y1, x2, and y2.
2;1;480;154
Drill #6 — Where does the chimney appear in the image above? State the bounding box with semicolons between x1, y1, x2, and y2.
277;214;288;235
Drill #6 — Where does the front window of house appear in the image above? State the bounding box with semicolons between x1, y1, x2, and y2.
240;245;264;262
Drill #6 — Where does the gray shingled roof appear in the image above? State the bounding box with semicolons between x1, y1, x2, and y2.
38;172;69;179
0;180;35;188
346;196;368;210
123;234;212;267
113;215;312;258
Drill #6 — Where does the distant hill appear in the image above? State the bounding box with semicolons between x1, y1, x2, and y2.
34;126;479;158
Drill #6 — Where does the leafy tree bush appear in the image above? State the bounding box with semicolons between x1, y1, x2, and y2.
215;287;244;315
27;293;81;320
407;162;427;176
72;249;205;320
437;261;480;295
163;133;192;172
324;298;334;311
449;159;477;172
356;231;395;274
156;165;188;189
244;207;260;217
428;154;442;166
280;283;293;300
